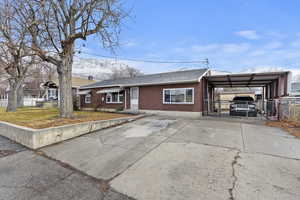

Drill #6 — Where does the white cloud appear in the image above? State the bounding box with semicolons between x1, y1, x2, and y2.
190;43;250;54
290;39;300;48
248;41;282;56
179;40;300;77
191;44;220;53
266;31;286;40
123;41;138;47
242;65;285;73
263;41;282;49
171;47;186;53
235;30;260;40
249;50;266;56
222;43;251;53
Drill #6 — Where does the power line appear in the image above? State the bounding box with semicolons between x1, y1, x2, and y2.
77;51;209;64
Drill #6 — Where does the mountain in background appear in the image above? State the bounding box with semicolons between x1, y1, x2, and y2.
72;58;122;80
72;57;142;80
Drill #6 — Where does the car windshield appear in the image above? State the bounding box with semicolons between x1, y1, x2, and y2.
232;96;254;102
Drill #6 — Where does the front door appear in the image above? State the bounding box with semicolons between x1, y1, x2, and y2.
130;87;139;110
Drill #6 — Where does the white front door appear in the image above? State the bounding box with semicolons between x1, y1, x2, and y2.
130;87;139;110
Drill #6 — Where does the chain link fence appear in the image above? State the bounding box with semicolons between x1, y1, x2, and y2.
203;97;300;122
278;97;300;122
203;99;264;119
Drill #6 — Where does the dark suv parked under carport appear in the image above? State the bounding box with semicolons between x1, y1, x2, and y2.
229;96;257;117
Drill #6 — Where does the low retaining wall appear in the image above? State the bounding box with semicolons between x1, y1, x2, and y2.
0;115;144;149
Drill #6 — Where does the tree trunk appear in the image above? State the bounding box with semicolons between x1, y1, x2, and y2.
57;44;74;118
6;82;18;112
17;85;24;108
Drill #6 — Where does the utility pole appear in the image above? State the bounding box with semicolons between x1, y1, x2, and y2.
204;58;209;68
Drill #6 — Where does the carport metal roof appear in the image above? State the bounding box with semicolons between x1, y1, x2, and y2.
207;71;289;88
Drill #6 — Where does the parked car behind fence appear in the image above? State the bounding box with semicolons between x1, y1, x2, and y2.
229;96;257;117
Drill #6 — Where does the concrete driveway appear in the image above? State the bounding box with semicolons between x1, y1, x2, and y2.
0;136;134;200
39;116;300;200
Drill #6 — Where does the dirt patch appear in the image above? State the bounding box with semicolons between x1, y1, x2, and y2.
265;120;300;138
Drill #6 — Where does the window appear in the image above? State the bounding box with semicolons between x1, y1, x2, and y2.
48;88;57;100
163;88;194;104
106;92;123;103
85;94;91;103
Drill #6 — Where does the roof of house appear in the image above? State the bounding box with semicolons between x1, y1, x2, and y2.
51;77;96;88
208;71;290;87
81;68;209;89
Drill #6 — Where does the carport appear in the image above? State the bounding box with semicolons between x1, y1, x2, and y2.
202;71;290;118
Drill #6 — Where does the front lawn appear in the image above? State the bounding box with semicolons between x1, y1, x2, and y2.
0;107;131;129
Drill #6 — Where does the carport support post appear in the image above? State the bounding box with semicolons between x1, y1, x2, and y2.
246;101;249;118
262;86;265;114
218;100;221;116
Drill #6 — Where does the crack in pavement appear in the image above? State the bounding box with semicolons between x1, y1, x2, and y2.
240;123;246;152
228;151;241;200
0;150;18;158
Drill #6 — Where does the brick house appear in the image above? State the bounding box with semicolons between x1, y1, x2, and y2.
79;69;209;117
79;69;290;118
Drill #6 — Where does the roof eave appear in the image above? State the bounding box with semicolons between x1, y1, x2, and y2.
209;71;290;78
80;79;200;89
198;68;211;82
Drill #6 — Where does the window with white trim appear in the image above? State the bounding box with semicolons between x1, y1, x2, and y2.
85;94;91;103
163;88;194;104
48;88;57;99
106;92;124;103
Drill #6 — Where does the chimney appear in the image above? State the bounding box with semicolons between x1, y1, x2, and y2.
88;75;93;80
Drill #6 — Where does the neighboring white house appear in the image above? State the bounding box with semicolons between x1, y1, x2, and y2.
42;76;96;101
0;76;96;107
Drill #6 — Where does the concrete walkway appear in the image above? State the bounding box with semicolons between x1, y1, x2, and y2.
39;116;300;200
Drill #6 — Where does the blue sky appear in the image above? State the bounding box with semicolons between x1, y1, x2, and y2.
77;0;300;74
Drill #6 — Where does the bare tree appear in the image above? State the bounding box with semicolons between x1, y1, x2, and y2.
16;0;126;118
110;65;143;80
0;0;35;112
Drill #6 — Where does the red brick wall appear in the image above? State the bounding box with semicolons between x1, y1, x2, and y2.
138;82;203;112
125;88;130;109
80;88;124;110
80;82;204;112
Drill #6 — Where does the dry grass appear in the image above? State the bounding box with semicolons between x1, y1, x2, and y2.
265;120;300;139
0;107;132;129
